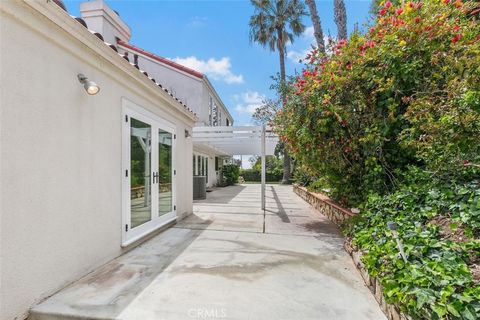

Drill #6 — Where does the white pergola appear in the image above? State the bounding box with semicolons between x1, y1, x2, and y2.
192;125;279;210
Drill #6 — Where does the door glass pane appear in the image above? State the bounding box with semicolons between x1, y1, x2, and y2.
197;155;201;176
130;118;152;228
158;129;172;216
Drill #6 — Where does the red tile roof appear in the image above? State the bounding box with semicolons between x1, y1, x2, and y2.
117;39;204;79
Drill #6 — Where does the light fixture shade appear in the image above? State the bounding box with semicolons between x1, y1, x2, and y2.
77;73;100;95
84;81;100;95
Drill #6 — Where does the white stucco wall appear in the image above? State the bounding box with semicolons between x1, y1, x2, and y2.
0;2;194;320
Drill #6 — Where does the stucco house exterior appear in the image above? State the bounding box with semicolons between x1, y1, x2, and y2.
76;0;234;189
0;0;202;319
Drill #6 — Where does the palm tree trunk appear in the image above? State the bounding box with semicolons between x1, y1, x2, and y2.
305;0;325;53
278;33;291;184
334;0;347;40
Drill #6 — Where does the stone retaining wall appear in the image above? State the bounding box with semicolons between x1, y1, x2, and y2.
293;184;356;225
344;241;410;320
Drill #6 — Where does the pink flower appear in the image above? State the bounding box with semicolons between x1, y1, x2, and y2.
385;1;392;8
395;8;404;15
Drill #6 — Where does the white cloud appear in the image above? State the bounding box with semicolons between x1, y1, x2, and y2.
186;16;207;28
233;91;266;115
287;48;311;64
170;56;244;84
287;26;333;64
286;25;316;64
302;26;315;40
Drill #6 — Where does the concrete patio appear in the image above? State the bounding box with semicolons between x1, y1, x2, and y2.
30;184;385;320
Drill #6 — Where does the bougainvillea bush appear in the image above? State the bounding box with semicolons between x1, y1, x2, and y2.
276;0;480;206
276;0;480;318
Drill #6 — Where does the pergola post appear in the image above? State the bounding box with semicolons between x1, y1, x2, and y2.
261;125;266;210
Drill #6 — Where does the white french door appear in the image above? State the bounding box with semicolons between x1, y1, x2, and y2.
122;103;176;246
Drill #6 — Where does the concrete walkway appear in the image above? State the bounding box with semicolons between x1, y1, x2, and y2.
30;184;386;320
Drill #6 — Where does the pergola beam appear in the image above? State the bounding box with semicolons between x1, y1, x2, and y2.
192;125;279;211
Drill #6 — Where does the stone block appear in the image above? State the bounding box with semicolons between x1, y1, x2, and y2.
374;279;383;304
389;305;401;320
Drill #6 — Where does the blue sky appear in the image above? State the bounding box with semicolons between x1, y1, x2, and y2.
65;0;373;126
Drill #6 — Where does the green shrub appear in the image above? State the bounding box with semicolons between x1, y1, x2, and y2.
221;164;240;186
349;167;480;319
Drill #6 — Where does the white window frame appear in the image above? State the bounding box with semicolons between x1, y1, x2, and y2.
121;99;177;247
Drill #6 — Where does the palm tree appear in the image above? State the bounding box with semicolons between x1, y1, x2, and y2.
249;0;307;184
334;0;347;40
305;0;325;53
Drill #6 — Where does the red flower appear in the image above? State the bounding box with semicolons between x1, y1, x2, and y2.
395;8;404;15
414;16;421;23
443;0;450;4
452;34;462;43
463;160;470;166
385;1;392;8
379;8;387;16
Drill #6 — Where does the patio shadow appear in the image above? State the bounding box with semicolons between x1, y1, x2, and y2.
266;185;291;223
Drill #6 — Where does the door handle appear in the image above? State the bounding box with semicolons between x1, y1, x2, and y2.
152;172;158;184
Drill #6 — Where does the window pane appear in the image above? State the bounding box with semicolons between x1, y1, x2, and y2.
158;129;172;216
130;118;152;228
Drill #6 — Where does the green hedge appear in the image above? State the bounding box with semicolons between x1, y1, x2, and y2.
239;168;283;182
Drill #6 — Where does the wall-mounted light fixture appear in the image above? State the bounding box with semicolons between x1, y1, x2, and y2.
185;129;191;138
77;73;100;95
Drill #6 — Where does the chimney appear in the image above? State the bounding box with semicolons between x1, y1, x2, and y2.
80;0;131;44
